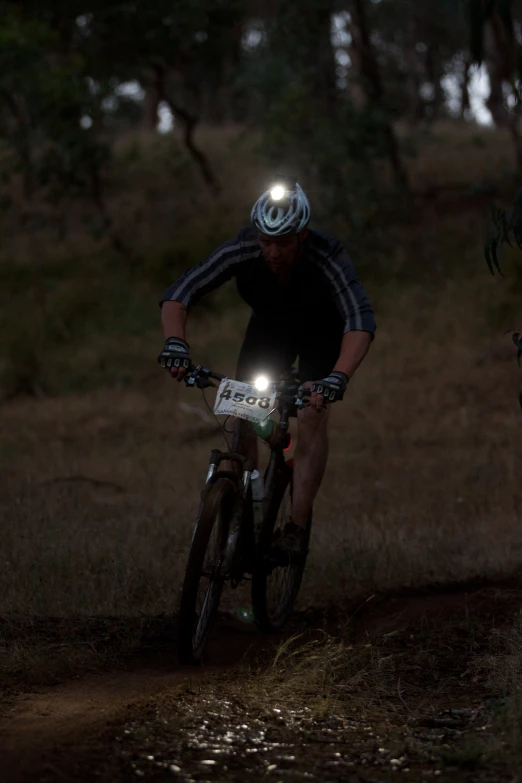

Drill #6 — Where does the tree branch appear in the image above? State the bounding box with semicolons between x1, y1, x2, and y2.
152;66;221;196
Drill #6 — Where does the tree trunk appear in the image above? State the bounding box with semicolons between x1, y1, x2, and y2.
142;81;161;131
405;12;422;127
313;6;338;117
484;6;516;127
485;61;508;126
349;0;409;189
405;53;422;126
424;49;444;121
459;57;471;119
508;112;522;176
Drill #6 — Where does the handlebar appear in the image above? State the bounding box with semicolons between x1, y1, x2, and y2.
183;363;314;407
184;363;225;388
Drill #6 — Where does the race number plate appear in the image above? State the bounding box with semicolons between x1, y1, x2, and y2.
214;379;275;423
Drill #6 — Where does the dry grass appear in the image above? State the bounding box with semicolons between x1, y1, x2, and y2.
85;583;521;781
479;617;522;773
2;272;522;621
401;121;518;191
307;280;522;605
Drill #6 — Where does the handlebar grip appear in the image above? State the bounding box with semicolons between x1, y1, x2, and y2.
186;363;225;382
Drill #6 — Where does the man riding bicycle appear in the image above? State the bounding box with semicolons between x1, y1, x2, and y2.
159;179;375;558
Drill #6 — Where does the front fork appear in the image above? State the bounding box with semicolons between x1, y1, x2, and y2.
199;449;254;579
204;458;253;492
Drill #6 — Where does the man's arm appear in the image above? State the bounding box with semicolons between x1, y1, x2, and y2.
159;233;253;380
310;239;375;409
157;301;189;380
309;331;372;410
160;232;258;310
161;300;188;341
159;301;189;380
333;330;372;378
312;240;376;337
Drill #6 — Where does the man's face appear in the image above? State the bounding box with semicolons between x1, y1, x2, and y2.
258;230;308;273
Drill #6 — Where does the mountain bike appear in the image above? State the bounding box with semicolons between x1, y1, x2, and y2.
177;365;314;664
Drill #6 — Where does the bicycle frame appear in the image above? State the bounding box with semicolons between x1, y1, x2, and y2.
186;365;310;582
198;404;295;585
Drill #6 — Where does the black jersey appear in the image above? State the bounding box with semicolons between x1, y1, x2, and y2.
161;226;375;335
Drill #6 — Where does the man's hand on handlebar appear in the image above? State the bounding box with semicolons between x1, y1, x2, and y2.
308;371;348;412
158;337;191;382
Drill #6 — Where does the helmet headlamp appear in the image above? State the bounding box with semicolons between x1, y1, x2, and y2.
270;185;286;201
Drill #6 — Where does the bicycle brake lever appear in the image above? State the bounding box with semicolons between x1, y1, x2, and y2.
294;385;313;409
184;364;208;388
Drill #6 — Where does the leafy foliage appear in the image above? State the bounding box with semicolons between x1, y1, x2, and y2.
0;12;110;204
262;83;395;240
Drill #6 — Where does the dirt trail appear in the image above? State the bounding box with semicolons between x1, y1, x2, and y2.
1;620;266;783
2;580;521;782
2;664;203;782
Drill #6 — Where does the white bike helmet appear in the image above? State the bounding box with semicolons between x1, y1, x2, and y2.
251;181;311;236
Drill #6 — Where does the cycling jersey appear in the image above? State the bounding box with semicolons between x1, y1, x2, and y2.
161;226;376;336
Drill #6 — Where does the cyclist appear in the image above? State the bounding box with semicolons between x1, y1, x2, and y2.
159;180;375;558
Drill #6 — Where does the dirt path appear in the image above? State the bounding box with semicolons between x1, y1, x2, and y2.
2;581;521;782
1;619;268;783
2;666;189;782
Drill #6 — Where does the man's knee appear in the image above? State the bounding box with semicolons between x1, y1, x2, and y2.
297;406;329;440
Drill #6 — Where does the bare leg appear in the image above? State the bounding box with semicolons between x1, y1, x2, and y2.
292;406;329;527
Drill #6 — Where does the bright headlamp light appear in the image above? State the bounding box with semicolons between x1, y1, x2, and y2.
270;185;286;201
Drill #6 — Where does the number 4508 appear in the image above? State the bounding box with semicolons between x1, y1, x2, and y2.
221;390;271;409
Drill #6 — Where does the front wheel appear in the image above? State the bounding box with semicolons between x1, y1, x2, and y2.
178;477;236;664
251;459;312;633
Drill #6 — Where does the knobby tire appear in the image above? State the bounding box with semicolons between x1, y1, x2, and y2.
178;477;236;664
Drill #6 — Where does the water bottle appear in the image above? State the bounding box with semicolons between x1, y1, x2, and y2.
253;417;278;447
254;417;291;451
251;469;264;527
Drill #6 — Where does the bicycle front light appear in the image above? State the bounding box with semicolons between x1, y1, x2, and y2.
254;375;270;391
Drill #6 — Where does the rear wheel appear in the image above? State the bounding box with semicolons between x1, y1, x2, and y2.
178;478;236;664
251;459;312;633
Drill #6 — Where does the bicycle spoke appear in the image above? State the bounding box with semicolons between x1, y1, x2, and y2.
192;504;225;645
264;484;300;621
178;478;234;663
252;460;312;632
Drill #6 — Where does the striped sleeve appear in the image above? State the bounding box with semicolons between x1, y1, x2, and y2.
315;244;376;335
161;234;258;308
